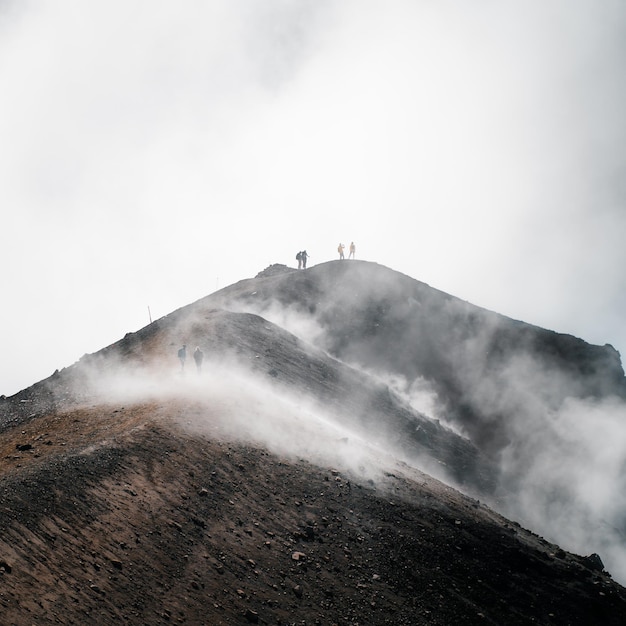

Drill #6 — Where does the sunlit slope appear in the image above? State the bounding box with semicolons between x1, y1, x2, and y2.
207;260;626;453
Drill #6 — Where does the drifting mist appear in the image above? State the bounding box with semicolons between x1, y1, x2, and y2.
2;1;626;397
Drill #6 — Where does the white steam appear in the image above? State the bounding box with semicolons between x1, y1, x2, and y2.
79;357;438;488
499;395;626;583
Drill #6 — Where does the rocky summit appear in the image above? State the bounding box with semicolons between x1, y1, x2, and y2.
1;260;625;625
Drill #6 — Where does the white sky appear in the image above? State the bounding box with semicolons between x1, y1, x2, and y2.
1;0;625;396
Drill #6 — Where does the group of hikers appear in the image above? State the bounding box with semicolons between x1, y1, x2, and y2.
295;250;309;269
179;241;358;368
337;241;356;260
295;242;356;269
177;344;204;373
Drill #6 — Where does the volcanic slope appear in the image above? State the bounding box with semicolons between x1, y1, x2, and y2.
0;262;625;625
208;260;626;455
207;261;626;582
2;307;493;493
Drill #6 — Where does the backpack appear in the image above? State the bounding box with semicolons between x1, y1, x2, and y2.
296;252;302;260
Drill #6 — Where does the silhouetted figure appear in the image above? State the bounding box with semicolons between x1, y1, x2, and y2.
338;243;345;260
193;346;204;373
349;242;355;259
301;250;309;268
296;251;302;269
178;344;187;370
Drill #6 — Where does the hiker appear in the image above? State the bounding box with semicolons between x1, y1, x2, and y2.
193;346;204;373
349;241;355;259
178;344;187;370
301;250;309;268
296;251;302;269
338;243;345;260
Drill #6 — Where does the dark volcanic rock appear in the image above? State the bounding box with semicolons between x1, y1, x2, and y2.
1;421;625;625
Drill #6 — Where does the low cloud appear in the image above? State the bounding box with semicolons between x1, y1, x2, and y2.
497;395;626;583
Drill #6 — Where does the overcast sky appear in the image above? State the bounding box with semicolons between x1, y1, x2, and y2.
1;0;625;396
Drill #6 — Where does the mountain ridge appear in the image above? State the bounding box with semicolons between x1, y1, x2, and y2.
1;260;626;624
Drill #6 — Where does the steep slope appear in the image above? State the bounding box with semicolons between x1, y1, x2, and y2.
1;308;495;494
191;261;626;583
205;260;626;454
1;399;625;625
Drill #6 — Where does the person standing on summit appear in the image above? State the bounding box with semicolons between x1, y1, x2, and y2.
301;250;309;268
338;243;345;259
349;242;356;259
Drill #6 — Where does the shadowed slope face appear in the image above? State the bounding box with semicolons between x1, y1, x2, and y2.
209;260;626;452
